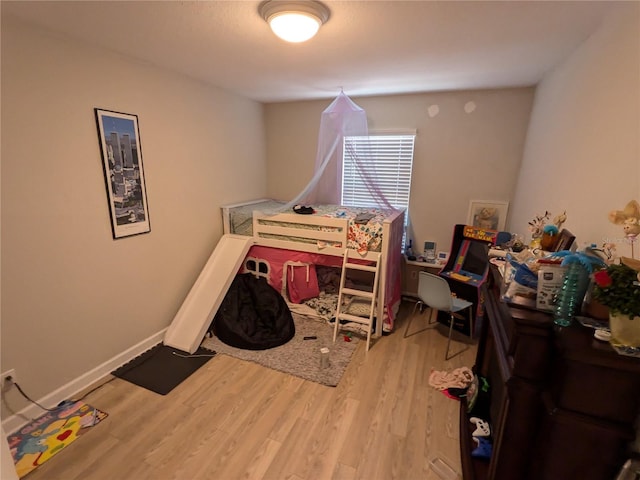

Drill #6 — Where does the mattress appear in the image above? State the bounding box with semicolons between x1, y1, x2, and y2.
228;200;286;236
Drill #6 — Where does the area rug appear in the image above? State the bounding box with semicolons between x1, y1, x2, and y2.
112;344;216;395
201;314;360;387
7;400;108;478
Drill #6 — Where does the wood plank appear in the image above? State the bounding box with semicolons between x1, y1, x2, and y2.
22;300;477;480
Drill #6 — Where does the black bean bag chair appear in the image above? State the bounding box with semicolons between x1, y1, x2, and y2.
211;273;295;350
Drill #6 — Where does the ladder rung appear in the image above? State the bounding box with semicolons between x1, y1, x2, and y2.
341;288;374;299
345;263;377;273
337;313;373;324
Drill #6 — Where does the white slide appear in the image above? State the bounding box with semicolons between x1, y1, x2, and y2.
164;234;255;353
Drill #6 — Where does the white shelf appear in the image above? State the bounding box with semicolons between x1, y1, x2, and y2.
404;257;444;269
402;256;445;298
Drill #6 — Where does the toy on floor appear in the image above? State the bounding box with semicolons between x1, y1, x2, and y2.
467;374;490;413
443;387;468;400
471;437;493;459
469;417;491;437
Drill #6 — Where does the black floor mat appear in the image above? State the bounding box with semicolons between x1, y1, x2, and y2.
111;343;216;395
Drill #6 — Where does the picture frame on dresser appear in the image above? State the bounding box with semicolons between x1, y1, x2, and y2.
94;108;151;239
553;228;576;252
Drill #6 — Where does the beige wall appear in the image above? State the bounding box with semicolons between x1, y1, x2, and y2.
265;89;534;255
1;16;266;414
511;3;640;255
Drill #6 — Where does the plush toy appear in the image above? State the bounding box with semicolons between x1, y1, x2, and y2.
553;210;567;230
609;200;640;238
528;211;550;239
540;224;559;251
528;210;567;249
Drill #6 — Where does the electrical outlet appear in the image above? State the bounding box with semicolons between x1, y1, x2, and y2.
2;369;16;388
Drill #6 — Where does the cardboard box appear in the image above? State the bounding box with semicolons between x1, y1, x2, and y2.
536;265;566;312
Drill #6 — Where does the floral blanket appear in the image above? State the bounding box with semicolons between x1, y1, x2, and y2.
312;205;393;254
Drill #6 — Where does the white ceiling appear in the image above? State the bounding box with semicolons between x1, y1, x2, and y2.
2;0;618;103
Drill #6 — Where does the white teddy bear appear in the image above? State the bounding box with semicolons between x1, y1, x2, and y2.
609;200;640;238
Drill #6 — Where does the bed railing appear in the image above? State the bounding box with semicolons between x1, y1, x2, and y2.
252;212;349;255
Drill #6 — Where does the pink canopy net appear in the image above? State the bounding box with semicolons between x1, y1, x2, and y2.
282;91;394;211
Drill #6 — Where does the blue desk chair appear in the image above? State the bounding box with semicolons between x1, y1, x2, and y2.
405;271;474;360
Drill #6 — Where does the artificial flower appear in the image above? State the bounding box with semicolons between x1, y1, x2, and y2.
592;260;640;319
593;270;613;288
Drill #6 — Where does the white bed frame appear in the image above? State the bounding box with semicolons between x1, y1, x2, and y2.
221;199;406;336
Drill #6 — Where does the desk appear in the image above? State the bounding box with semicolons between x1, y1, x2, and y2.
401;256;443;298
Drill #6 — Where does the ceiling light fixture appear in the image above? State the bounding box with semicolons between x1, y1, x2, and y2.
259;0;330;43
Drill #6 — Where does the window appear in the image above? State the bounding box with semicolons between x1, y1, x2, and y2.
341;134;415;209
244;257;270;281
342;133;415;249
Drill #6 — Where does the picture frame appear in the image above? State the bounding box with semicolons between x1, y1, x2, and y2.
554;228;576;252
95;108;151;239
467;200;509;231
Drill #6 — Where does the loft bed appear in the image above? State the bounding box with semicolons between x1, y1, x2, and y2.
221;199;406;335
165;93;405;354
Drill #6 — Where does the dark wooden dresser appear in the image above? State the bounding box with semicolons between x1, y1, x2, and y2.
460;265;640;480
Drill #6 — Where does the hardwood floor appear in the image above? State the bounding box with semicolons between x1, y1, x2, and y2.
26;302;477;480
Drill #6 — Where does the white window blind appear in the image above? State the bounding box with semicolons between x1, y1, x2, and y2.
341;134;415;210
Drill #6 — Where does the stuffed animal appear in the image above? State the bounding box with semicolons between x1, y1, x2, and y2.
609;200;640;238
528;210;566;246
553;210;567;230
528;211;550;239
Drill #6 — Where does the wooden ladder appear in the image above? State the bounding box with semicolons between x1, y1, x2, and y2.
333;249;382;352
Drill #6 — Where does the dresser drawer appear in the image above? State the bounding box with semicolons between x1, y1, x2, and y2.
550;356;640;424
530;401;633;480
484;281;553;382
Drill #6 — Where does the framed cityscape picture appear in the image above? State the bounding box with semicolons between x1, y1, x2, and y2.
95;108;151;239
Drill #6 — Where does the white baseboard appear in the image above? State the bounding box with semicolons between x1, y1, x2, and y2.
1;328;167;435
2;426;19;480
